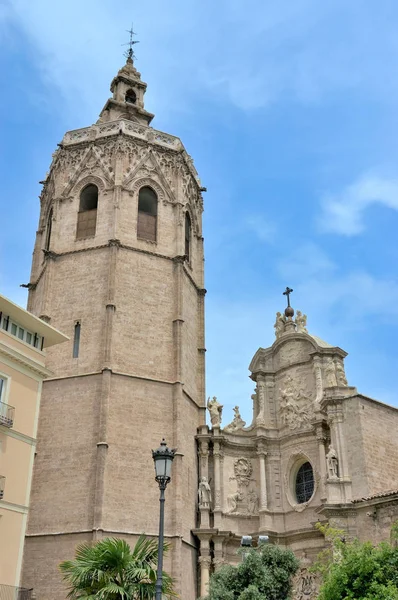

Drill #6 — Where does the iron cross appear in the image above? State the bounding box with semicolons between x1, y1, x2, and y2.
283;287;293;308
123;25;139;61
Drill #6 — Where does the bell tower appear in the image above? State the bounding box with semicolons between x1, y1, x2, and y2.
22;52;206;600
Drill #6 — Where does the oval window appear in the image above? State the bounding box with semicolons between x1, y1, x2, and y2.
295;462;314;504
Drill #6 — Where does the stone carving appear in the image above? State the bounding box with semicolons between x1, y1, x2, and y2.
227;490;244;513
326;445;339;479
295;310;308;334
294;570;317;599
279;376;311;430
325;358;337;387
207;396;223;427
274;312;286;338
335;361;348;386
234;458;253;487
224;406;246;433
198;476;212;508
247;490;259;515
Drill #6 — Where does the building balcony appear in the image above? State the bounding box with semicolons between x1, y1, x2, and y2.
0;585;33;600
0;476;5;499
0;402;14;428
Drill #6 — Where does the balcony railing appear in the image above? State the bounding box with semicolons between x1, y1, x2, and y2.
0;476;5;500
0;402;15;428
0;585;33;600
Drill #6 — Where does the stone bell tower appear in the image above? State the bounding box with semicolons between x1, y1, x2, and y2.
22;53;206;600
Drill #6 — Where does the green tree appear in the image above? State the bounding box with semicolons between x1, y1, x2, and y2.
59;535;175;600
316;522;398;600
205;543;299;600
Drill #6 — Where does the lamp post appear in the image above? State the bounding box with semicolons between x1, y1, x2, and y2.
152;439;175;600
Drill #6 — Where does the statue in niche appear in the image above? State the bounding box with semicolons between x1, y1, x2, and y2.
274;312;286;338
224;406;246;433
198;476;212;508
227;490;244;513
207;396;223;427
247;490;259;515
335;361;348;386
326;445;339;479
295;310;308;334
325;358;337;388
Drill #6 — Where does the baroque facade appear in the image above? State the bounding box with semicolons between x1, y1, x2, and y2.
196;306;398;599
19;53;398;600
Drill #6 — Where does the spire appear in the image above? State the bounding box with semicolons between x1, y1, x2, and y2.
98;27;154;126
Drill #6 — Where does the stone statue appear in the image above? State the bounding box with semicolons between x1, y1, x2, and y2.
325;359;337;387
326;444;339;479
227;490;243;513
295;310;308;334
335;361;348;386
274;312;286;339
247;490;259;515
207;396;223;427
224;406;246;433
198;476;212;508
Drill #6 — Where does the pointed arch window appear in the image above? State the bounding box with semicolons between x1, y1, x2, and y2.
137;186;157;242
185;212;191;261
125;89;137;104
76;184;98;240
45;208;53;251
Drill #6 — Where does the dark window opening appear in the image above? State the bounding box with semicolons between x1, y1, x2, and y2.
125;89;137;104
137;186;157;242
185;212;191;261
76;184;98;239
295;462;314;504
45;208;53;251
73;322;81;358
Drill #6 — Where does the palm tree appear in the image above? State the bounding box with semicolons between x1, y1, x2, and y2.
59;535;176;600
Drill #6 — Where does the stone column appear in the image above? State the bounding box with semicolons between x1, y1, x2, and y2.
313;356;323;404
256;375;266;426
257;443;268;510
316;426;327;501
213;535;225;571
213;438;223;528
324;398;352;503
199;536;212;598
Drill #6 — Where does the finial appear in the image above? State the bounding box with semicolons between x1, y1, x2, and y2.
283;286;294;318
122;24;139;62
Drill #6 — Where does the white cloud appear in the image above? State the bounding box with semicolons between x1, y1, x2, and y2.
3;0;398;116
246;216;277;243
318;174;398;235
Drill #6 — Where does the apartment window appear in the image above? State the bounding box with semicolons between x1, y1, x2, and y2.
76;184;98;240
0;377;5;402
73;322;81;358
0;313;43;349
137;186;157;242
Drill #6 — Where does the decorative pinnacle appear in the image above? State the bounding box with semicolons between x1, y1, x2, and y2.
122;24;139;62
283;286;294;318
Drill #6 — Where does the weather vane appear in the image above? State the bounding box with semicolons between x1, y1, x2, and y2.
123;24;139;61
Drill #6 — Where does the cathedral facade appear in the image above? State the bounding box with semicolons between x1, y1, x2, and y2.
21;55;398;600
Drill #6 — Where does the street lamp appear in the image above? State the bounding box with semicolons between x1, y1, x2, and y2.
152;439;175;600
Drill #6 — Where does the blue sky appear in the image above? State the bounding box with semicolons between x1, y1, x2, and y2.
1;0;398;426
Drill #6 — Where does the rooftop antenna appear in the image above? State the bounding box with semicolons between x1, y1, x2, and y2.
122;24;139;61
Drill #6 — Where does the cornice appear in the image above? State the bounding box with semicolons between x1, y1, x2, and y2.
0;341;52;379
